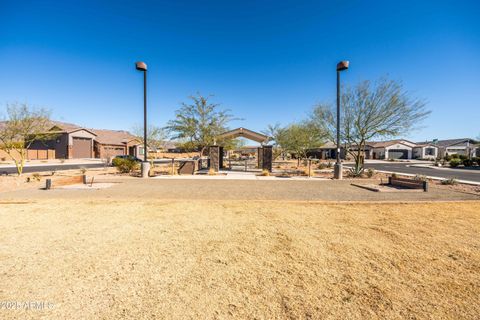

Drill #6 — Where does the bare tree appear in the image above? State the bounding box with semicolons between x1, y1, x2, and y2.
165;94;238;156
131;124;167;152
262;123;284;159
311;78;430;175
0;102;53;175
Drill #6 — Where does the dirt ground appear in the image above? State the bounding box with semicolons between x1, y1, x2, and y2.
0;200;479;319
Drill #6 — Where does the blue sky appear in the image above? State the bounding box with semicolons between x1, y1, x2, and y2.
1;0;479;142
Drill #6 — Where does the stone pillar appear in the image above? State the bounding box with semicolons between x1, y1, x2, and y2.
257;147;263;168
209;145;220;172
219;147;224;169
262;145;273;172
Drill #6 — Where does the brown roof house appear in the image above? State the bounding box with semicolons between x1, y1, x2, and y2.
27;121;97;159
92;129;142;160
25;121;142;160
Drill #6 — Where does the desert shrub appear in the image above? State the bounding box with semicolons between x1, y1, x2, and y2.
259;169;270;176
391;173;398;179
449;158;462;168
112;158;138;173
1;157;6;162
413;174;427;182
326;161;333;168
365;168;375;178
449;154;459;159
318;162;327;170
441;178;457;185
444;154;451;161
32;173;41;181
347;166;363;178
472;157;480;166
462;159;474;167
458;154;467;161
80;167;87;174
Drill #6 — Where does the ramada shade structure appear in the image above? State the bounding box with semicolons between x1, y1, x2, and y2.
216;127;270;145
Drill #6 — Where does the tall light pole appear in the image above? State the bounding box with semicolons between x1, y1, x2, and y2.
135;61;149;178
334;60;349;180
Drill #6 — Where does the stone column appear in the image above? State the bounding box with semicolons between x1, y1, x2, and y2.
262;145;273;172
219;147;224;169
209;145;220;172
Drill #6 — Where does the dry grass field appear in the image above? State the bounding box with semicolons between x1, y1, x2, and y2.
1;200;479;319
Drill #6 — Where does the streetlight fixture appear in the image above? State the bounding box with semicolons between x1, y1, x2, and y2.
135;61;149;178
334;60;349;179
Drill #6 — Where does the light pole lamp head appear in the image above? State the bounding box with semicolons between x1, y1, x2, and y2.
135;61;147;71
336;60;349;71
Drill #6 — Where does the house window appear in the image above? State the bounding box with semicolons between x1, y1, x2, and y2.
425;148;435;156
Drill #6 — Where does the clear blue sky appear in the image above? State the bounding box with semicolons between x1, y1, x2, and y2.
1;0;479;141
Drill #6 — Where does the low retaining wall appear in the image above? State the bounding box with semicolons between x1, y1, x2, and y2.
45;175;86;190
389;176;428;192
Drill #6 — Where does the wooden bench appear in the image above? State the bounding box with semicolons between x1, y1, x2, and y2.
389;176;428;192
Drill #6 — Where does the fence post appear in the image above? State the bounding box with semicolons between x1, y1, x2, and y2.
171;158;175;175
423;180;429;192
308;159;311;177
388;176;392;185
46;179;52;190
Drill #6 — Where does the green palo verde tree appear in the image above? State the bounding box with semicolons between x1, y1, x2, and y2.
276;121;325;166
165;94;239;156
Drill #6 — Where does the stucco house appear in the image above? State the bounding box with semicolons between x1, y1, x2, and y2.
412;144;438;159
92;129;142;160
12;121;142;160
32;122;97;159
424;138;479;158
369;140;417;160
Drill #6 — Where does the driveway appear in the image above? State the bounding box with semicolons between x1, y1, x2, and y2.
359;161;480;183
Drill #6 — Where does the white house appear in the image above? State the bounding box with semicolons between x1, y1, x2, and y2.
412;144;438;159
370;140;417;160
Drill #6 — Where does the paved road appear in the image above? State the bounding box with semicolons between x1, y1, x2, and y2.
360;162;480;183
0;163;105;175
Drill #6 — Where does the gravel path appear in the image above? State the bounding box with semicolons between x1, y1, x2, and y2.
1;178;478;202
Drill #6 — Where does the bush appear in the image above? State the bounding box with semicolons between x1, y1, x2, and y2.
112;158;139;173
450;154;459;159
365;168;375;178
449;158;462;168
472;157;480;166
458;154;467;161
318;162;327;170
463;159;474;167
441;178;457;185
414;174;427;182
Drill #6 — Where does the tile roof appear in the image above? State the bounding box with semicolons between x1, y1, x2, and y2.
92;129;139;145
421;138;478;147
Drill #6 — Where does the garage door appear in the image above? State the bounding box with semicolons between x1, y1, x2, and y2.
388;149;408;159
72;137;92;158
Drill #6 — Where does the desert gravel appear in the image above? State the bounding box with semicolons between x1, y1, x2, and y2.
0;200;479;319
